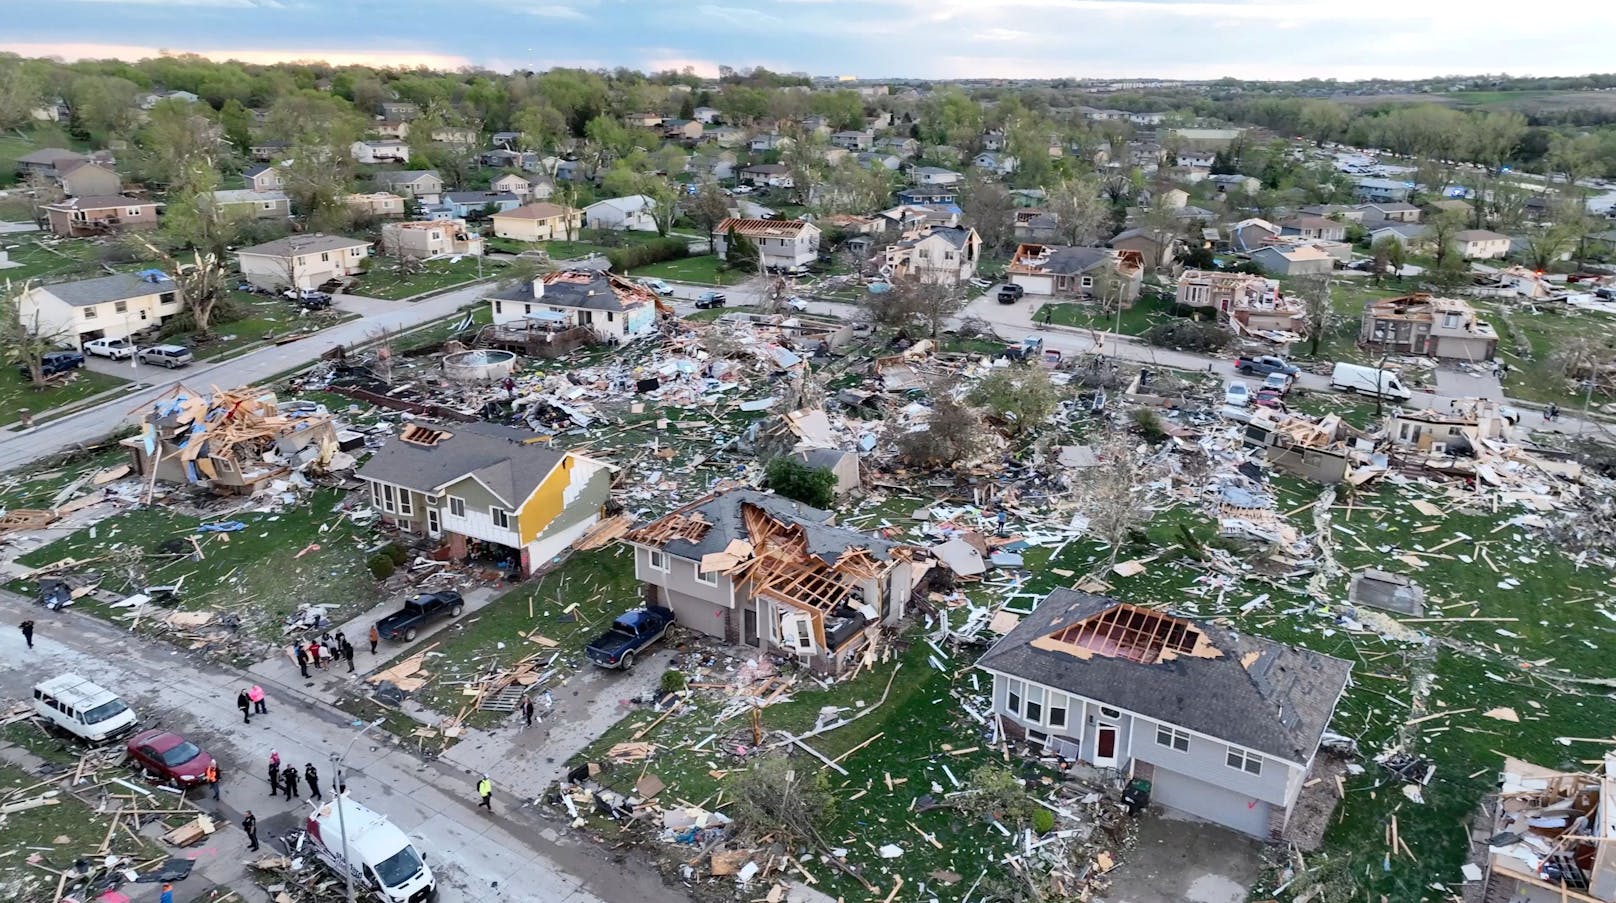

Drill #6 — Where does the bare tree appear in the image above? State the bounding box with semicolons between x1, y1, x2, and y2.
1;280;73;386
688;181;731;252
133;238;230;337
959;174;1015;254
1073;430;1164;573
1292;274;1333;356
1046;176;1108;247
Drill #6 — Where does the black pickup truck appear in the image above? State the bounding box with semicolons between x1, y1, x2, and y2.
584;607;674;669
375;591;465;643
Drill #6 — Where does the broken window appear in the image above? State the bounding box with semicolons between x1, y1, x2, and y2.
1225;746;1262;776
1156;725;1190;752
448;496;465;518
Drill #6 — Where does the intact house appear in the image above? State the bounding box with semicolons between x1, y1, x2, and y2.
624;112;664;129
690;151;738;181
432;191;518;219
1354;202;1421;225
830;130;873;151
490;202;584;242
1007;244;1144;303
381;219;485;260
624;488;918;675
58;161;122;198
1355;177;1413;203
884;225;981;286
977;588;1352;839
235;234;373;291
749;133;794;153
350;140;410;164
1367;223;1427;249
487;268;661;344
662;119;704;142
346;192;407;218
1359;294;1498;362
1454;229;1511;259
372;170;444;204
209;189;291;220
1279;215;1348;243
244;164;286;193
17;271;181;350
972;152;1018;177
15;147;96;178
490;172;533;198
1229;218;1282;252
357;421;613;576
1175;269;1304;338
584;195;658;232
740;163;793;189
702;125;745;148
910;166;964;187
896;185;958;205
715;218;821;272
1207;173;1261;195
875;136;920;157
692;106;719;124
43;196;161;238
1250;244;1335;277
248;141;289;162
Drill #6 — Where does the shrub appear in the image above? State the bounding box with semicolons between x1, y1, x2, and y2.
385;542;408;564
606;237;690;271
1032;807;1055;835
1130;408;1166;440
660;670;688;694
764;457;838;509
366;554;396;580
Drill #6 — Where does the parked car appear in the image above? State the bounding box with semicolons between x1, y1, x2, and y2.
1262;372;1293;394
694;291;727;309
1234;355;1299;377
1253;387;1286;408
786;295;810;311
1329;362;1412;401
19;350;86;379
640;278;674;296
127;729;215;788
284;288;332;303
375;590;465;643
730;185;753;195
295;294;333;311
1224;382;1251;407
997;283;1025;304
84;338;136;360
138;345;193;368
585;607;674;669
32;675;138;743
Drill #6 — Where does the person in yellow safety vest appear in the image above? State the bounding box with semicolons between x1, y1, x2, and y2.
477;776;492;811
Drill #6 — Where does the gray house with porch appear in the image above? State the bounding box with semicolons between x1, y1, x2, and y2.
977;589;1351;839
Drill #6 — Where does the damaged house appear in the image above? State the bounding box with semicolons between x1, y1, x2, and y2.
1175;269;1304;341
1006;243;1144;303
1359;294;1499;362
1388;399;1515;456
624;489;918;675
356;422;613;576
1481;751;1616;902
978;589;1352;839
121;385;339;493
486;269;665;349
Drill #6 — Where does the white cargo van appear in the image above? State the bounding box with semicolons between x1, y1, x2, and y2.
306;795;436;902
1330;363;1413;401
32;675;138;743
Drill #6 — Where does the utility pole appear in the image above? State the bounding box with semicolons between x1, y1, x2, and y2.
331;717;383;903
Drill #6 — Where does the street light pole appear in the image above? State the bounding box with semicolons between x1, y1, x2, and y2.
331;717;383;903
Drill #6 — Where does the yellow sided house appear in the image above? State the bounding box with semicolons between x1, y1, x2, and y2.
356;422;613;576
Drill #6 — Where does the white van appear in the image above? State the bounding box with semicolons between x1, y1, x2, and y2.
32;675;138;743
306;796;436;902
1330;362;1413;402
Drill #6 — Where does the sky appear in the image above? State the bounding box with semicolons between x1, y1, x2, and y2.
2;0;1612;82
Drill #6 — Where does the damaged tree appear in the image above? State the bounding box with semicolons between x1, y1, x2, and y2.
729;754;836;846
1;279;72;387
133;237;230;338
1073;431;1164;572
968;367;1062;438
896;380;989;470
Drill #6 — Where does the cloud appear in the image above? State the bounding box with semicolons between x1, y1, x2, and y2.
696;4;781;26
0;41;471;69
979;28;1033;42
644;57;722;78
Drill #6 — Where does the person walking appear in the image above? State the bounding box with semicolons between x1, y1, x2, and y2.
249;685;267;715
304;763;322;802
268;751;281;796
242;810;259;851
294;643;310;678
236;690;252;725
20;620;34;649
368;624;380;655
206;761;220;801
282;764;300;800
343;640;356;674
160;883;174;903
521;695;535;728
477;775;492;811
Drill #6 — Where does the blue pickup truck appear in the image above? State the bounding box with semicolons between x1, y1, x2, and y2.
585;607;674;669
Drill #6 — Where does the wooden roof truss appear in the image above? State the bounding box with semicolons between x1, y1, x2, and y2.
1042;603;1219;664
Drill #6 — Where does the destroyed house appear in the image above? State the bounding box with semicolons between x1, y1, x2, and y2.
1387;400;1514;455
356;422;613;576
1482;752;1616;903
977;589;1352;839
120;385;338;493
1359;294;1498;362
625;489;916;675
1175;269;1302;338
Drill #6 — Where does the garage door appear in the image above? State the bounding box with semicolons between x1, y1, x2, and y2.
1012;274;1053;295
1148;768;1271;838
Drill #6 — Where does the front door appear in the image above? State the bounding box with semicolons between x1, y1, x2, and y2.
743;606;759;647
1095;724;1119;768
427;508;440;537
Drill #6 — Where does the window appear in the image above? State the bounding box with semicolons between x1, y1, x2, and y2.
320;252;330;262
448;496;465;517
396;490;413;517
83;306;97;318
114;301;127;313
1081;275;1095;289
1226;747;1263;776
1156;726;1191;752
490;507;511;530
1024;685;1044;723
126;207;141;217
159;292;175;306
263;202;275;210
377;484;397;513
1007;678;1023;717
494;301;502;315
694;563;718;586
648;549;668;572
1099;706;1121;719
1048;693;1068;729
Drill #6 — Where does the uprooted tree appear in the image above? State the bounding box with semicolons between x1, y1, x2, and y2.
729;754;837;846
1073;431;1165;572
896;380;990;470
967;366;1063;438
950;763;1038;827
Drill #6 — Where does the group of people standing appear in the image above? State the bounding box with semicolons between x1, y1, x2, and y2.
293;628;372;678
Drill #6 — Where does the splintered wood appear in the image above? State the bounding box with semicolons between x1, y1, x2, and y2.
571;514;633;551
367;642;438;693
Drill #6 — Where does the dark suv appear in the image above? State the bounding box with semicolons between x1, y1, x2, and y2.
19;351;85;379
997;283;1025;304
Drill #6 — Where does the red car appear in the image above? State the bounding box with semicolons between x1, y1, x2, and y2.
127;729;216;788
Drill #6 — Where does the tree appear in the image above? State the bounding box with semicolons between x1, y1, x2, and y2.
1521;226;1573;272
689;182;731;252
959;175;1015;254
967;367;1061;437
1293;274;1333;356
951;764;1037;827
1137;198;1180;275
781;131;827;206
134;99;229;188
1370;235;1405;283
133;239;230;338
282;143;354;232
1074;430;1164;573
0;56;46;131
895;383;988;470
891;277;963;338
728;755;836;846
764;457;837;509
1;280;71;387
1424;209;1470;271
1046;176;1108;247
724;226;760;273
1548;132;1602;196
512;101;567;152
70;75;142;142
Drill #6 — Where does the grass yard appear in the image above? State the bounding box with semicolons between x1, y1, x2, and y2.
1031;291;1182;336
0;368;129;429
1480;299;1616;408
0;762;164;900
9;487;386;654
395;303;492;353
352;256;498;301
537;229;677;262
626;254;748;287
0;236;132;284
411;545;646;729
167;293;357;361
0;446;129;510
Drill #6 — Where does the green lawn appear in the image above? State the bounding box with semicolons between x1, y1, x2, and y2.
0;446;129;510
351;256;498;301
412;545;645;728
0;367;129;429
10;487;385;655
163;292;357;361
1031;291;1183;336
396;303;493;353
626;254;748;286
0;762;164;899
0;236;133;284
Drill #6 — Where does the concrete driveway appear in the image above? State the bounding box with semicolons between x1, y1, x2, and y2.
1096;811;1265;903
